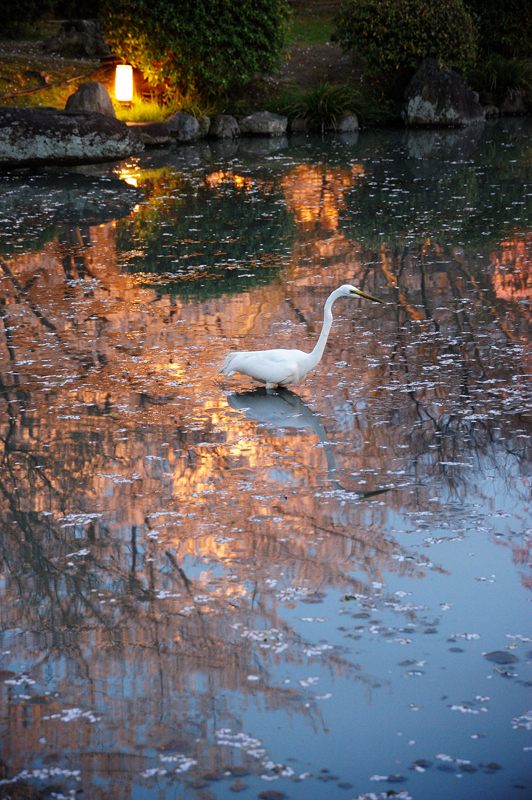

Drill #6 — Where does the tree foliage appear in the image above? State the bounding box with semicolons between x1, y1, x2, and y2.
100;0;290;99
4;0;55;36
54;1;102;16
464;0;531;59
335;0;478;81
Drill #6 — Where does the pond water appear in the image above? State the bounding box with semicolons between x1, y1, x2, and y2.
0;120;530;800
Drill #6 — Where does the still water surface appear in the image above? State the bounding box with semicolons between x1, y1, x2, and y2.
0;120;530;799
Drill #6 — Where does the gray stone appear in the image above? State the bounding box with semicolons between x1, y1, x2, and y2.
210;114;240;139
239;111;287;136
403;58;484;127
197;115;211;137
65;82;115;118
337;131;359;147
0;107;143;168
483;105;500;119
290;117;309;133
127;121;173;147
500;90;527;115
484;650;518;665
127;114;210;147
166;111;201;142
334;114;359;132
44;19;110;58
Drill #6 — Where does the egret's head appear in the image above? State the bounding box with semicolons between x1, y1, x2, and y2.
341;284;383;304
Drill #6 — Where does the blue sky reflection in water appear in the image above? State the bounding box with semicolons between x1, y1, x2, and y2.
0;120;530;800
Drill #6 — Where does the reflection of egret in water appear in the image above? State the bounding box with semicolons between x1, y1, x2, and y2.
228;388;389;499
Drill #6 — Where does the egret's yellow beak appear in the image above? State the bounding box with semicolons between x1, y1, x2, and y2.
350;288;383;304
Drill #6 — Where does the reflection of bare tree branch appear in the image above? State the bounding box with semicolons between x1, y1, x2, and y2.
369;242;530;501
0;258;57;332
0;196;528;796
0;301;19;381
165;550;192;592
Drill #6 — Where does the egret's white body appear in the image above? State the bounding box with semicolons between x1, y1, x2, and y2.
220;284;382;389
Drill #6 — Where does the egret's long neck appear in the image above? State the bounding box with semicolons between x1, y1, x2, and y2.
306;290;339;371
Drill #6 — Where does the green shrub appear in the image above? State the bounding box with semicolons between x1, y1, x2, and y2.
286;13;335;46
101;0;290;101
464;1;531;59
469;56;532;103
335;0;478;84
270;82;398;127
3;0;55;37
281;83;355;130
55;1;102;16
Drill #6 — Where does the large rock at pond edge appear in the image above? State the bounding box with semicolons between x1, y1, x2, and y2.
127;121;173;146
403;59;484;127
165;111;201;142
0;107;144;168
65;82;115;117
239;111;287;136
127;115;210;147
44;19;110;58
210;114;240;139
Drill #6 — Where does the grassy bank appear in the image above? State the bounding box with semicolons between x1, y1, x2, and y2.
0;48;108;109
0;3;341;114
0;2;390;126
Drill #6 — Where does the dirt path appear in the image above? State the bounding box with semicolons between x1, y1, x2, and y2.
277;42;360;89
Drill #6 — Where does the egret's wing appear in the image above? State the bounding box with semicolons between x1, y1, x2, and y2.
221;349;304;385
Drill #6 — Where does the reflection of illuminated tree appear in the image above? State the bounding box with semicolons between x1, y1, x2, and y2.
1;238;420;796
282;163;365;235
0;131;530;797
358;241;531;508
0;173;140;258
280;162;369;282
490;234;531;302
0;423;393;797
115;167;296;299
339;129;531;248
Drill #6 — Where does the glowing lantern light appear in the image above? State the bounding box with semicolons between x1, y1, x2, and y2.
115;64;133;103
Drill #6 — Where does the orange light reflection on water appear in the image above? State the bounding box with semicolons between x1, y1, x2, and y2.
490;235;531;302
0;149;530;796
281;163;365;232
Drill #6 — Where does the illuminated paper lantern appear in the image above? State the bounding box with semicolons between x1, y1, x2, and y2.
115;64;133;103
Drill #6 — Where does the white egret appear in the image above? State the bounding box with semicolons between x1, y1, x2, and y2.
220;284;383;389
